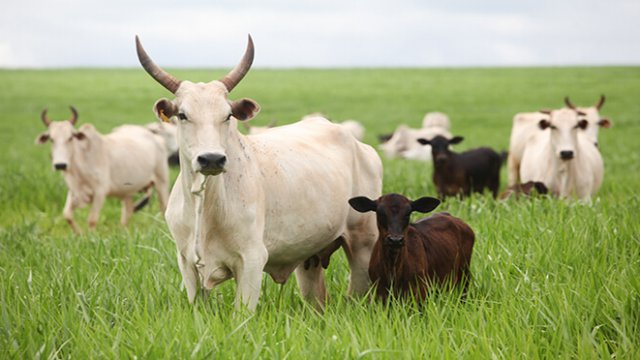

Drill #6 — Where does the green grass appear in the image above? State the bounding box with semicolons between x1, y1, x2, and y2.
1;67;639;358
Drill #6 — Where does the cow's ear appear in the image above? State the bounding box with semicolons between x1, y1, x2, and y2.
35;133;49;144
153;98;178;123
411;197;440;213
73;131;86;140
231;98;261;121
539;119;551;130
449;136;464;145
417;138;430;145
348;196;377;213
598;118;612;128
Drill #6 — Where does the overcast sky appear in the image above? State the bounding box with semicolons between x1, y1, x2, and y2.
2;0;639;68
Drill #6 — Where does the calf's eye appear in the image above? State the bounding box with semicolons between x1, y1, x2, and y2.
178;113;188;121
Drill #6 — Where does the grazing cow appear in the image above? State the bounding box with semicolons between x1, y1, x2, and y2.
498;181;548;200
519;108;603;200
349;193;475;302
417;135;502;199
507;95;611;186
136;35;382;310
35;108;169;233
146;120;180;165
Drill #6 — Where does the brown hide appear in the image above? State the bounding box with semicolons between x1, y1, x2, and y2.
369;213;475;302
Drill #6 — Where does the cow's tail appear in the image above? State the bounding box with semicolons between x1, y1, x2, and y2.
134;183;154;212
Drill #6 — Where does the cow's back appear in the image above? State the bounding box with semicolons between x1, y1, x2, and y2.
414;213;474;282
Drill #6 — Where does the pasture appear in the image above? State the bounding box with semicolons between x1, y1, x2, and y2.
1;67;639;358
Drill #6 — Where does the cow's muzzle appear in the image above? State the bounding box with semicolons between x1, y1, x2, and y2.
196;153;227;175
559;150;574;160
384;235;404;248
54;163;68;171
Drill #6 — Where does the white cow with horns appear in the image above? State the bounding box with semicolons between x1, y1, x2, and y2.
35;107;169;233
135;35;382;310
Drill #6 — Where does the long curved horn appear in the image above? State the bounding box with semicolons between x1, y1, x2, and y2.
219;34;255;92
564;96;577;110
135;35;182;94
69;106;78;125
595;95;605;110
41;108;51;127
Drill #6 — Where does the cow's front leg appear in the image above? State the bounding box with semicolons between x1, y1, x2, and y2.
62;192;80;234
234;248;268;311
87;193;106;230
177;250;200;303
120;197;134;226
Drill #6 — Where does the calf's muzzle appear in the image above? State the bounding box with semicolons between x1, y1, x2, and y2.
385;235;404;247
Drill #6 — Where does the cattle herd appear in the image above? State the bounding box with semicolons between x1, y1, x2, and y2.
35;35;611;310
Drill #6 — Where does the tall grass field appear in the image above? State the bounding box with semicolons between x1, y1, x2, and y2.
1;67;639;358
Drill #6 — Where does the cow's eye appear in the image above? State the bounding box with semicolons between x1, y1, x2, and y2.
550;125;557;130
225;113;232;122
178;113;188;121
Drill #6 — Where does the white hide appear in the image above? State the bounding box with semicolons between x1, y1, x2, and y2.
422;111;451;130
146;121;179;159
37;121;169;232
379;124;452;161
339;120;365;141
163;83;382;310
519;109;603;200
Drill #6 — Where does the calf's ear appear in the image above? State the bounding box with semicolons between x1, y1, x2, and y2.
411;197;440;213
231;98;261;121
417;138;430;145
153;98;178;123
35;133;49;144
348;196;377;213
449;136;464;145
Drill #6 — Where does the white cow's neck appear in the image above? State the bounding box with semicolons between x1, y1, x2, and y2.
180;122;251;222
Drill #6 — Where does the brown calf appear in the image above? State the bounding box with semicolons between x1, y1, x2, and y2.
349;193;475;302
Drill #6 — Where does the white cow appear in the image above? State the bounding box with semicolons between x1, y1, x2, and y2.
379;111;452;161
422;111;451;130
507;96;611;186
146;120;179;165
519;108;603;200
379;124;452;161
136;35;382;310
36;107;170;233
339;120;365;141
